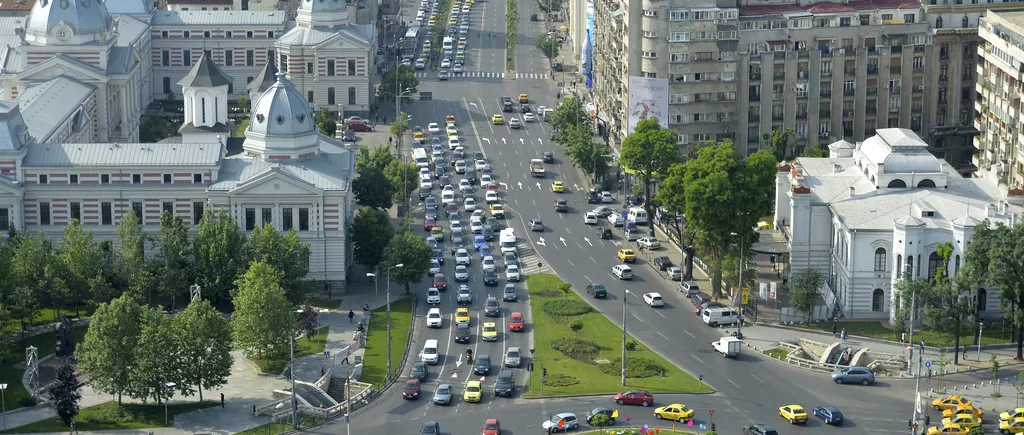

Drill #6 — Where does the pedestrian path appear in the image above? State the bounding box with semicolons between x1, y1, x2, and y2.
516;239;544;276
413;71;550;79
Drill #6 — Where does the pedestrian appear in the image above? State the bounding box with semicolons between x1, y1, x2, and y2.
388;136;393;145
348;309;355;323
832;323;837;338
840;328;847;342
342;353;350;364
253;405;257;416
901;332;906;343
321;366;325;376
221;393;225;407
363;304;371;314
375;113;379;123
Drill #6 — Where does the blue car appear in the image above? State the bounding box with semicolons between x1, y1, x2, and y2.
473;236;487;251
479;245;492;258
811;406;843;425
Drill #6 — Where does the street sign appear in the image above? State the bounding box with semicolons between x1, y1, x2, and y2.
709;410;714;416
925;361;932;368
698;375;703;381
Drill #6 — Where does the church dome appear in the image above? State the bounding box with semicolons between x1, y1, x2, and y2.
25;0;112;44
247;73;316;138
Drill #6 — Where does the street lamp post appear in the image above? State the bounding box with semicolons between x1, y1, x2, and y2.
386;263;405;379
164;382;176;427
733;231;746;336
978;322;985;361
367;269;379;303
345;363;363;435
1;383;8;431
621;289;630;386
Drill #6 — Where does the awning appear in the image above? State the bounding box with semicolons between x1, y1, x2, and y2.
749;229;791;255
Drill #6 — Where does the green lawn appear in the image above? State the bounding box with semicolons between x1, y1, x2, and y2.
0;325;89;412
236;413;326;434
4;308;95;336
0;401;219;433
764;347;790;360
797;321;1012;347
253;326;330;374
304;296;342;310
524;274;712;397
360;298;413;388
577;430;698;435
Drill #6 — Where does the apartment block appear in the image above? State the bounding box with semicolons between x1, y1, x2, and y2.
976;10;1024;185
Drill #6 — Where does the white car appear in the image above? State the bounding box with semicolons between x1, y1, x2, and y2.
453;63;463;73
643;292;664;307
459;178;473;192
420;178;433;190
601;191;614;203
454;265;470;282
427;288;442;305
612;264;633;280
442;192;456;204
506;264;521;281
441;58;452;68
426;308;443;328
455;248;471;265
450;220;464;232
428;122;441;133
482;255;496;273
608;214;625;226
464;197;478;211
455;160;468;173
420;167;431;178
442;184;456;194
470;219;484;233
475;159;488;171
481;174;494;184
472;209;485;219
429;258;442;275
485;191;499;203
523;112;536;122
583;212;598;225
637;237;661;249
448;137;461;150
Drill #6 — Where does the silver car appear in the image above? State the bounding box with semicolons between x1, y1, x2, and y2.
456;285;473;304
432;383;453;405
504;346;522;367
831;366;876;385
454;265;469;282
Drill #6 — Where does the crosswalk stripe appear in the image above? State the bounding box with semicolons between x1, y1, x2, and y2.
410;71;550;79
517;241;543;275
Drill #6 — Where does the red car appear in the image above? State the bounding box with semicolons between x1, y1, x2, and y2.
402;378;421;399
346;119;375;131
695;301;724;315
509;312;525;332
614;389;653;406
432;273;447;291
424;216;436;231
482;418;501;435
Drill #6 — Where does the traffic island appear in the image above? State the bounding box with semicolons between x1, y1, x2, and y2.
524;274;712;397
360;297;414;388
575;428;706;435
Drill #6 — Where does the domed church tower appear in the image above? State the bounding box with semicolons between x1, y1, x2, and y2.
24;0;113;46
243;72;320;160
178;50;233;144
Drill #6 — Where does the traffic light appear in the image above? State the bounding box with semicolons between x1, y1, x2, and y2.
924;415;930;426
711;423;716;431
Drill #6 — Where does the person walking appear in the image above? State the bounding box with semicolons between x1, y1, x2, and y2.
348;309;355;323
840;328;848;342
832;323;838;338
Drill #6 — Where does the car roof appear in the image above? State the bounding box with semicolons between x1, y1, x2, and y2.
510;311;523;317
485;418;499;424
555;412;576;418
428;308;441;314
466;380;481;386
646;292;662;297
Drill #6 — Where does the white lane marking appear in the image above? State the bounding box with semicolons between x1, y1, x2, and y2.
691;354;707;365
583;274;591;282
655;311;666;318
684;330;695;338
657;331;669;340
565;226;570;233
727;379;740;388
531;198;536;205
589;256;597;263
608;273;617;280
751;373;766;383
566;258;575;266
629;291;640;299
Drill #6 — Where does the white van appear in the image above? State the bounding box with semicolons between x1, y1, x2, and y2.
413;148;430;168
420;339;440;364
627;207;648;224
701;307;740;327
499;228;517;253
442;36;454;51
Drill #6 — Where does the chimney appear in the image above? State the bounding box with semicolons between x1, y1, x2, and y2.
987;203;996;217
1012;213;1018;228
833;164;842;174
849;186;855;198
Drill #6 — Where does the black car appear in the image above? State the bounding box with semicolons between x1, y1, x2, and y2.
743;424;779;435
454;323;471;343
483;270;499;286
434;165;447;179
474;151;485;161
585;407;616;425
341;130;357;141
439;175;452;186
586;283;607;299
554;199;568;212
482;226;495;241
653;256;673;271
502;284;518;302
420;421;440;435
425;206;438;220
410;362;428;381
485;296;501;315
598;227;612;239
520;103;532;113
474;355;491;375
553;62;564;72
542;151;555;163
493;370;515;396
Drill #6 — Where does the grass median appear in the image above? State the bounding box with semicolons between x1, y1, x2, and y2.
797;320;1012;347
361;297;414;388
524;274;712;397
0;401;219;433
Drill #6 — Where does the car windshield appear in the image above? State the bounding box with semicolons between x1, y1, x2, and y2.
467;385;480;392
484;423;498;430
406;382;418;390
437;386;450;394
428;313;440;319
484;325;496;333
508;350;519;357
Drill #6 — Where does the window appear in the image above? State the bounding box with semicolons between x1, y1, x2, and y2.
246;31;253;38
163;174;172;184
840;17;851;26
225;49;233;66
348;59;356;76
327;59;336;76
299;208;310;231
163;77;171;94
280;54;288;69
268;31;274;38
906;255;914;277
896;254;903;276
101;202;112;225
903;13;915;23
874;248;887;271
101;174;110;184
194;173;203;183
348;87;357;105
132;174;141;184
871;289;885;312
69;174;79;184
308;91;314;103
927;251;943;279
132;202;143;223
262;207;272;226
70;202;81;221
328;87;336;105
245;208;256;230
203;30;211;38
0;208;7;231
37;201;50;225
283;208;294;231
161;30;168;38
38;174;48;184
183;50;191;66
955;255;961;276
183;31;191;38
307;62;313;74
246;50;254;66
162;50;169;66
193;201;204;225
977;289;988;311
642;51;657;59
162;202;174;215
226;31;233;38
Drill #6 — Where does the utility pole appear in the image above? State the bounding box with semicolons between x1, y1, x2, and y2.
290;336;297;429
908;291;919;434
621;289;630;386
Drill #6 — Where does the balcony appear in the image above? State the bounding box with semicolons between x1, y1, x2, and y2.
867;87;878;95
912;105;923;113
844;129;854;137
844;88;855;96
867;107;877;115
913;66;924;73
939;75;948;84
844;69;856;76
868;66;879;75
913;85;923;94
750;72;762;80
843;110;855;117
774;52;787;60
939;99;948;105
773;72;786;80
774;93;785;100
797;92;808;99
749;114;760;122
891;67;902;74
889;87;901;94
820;111;831;118
796;112;808;119
749;94;761;102
821;90;832;97
772;113;784;121
822;70;832;77
889;105;901;113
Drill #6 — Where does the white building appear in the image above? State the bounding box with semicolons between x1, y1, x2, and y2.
774;128;1022;320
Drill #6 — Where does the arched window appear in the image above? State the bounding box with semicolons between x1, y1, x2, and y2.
874;248;887;272
928;251;943;279
977;289;988;312
962;15;969;28
906;255;914;277
955;255;961;276
936;17;943;28
327;87;336;105
896;254;903;276
872;289;885;312
888;179;908;188
917;179;937;188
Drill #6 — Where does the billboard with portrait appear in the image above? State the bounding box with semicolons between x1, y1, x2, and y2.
627;76;669;133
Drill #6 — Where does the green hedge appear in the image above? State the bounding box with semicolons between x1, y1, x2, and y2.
542;299;592;316
599;357;665;378
550;337;600;361
542;373;580;387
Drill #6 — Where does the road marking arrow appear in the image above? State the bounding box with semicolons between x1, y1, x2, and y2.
517;181;523;190
560;237;567;246
499;182;509;189
536;182;542;190
470;102;478;107
482;138;491;144
520;138;525;144
537;237;546;246
456;360;463;368
480;376;486;381
573;184;581;191
502;138;507;145
612;241;622;246
538;138;543;144
584;237;592;246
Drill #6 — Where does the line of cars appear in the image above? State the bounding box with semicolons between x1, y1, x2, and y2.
926;394;1024;434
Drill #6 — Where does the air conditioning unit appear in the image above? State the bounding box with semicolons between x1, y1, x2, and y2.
819;132;831;138
713;19;722;24
918;85;925;90
783;29;790;35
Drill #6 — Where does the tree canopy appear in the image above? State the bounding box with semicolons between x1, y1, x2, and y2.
379;67;419;104
383;223;434;292
964;222;1024;359
231;261;296;359
550;97;590;132
620;118;680;215
353;166;397;209
352;206;395;271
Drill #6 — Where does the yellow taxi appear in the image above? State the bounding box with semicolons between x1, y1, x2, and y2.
455;307;471;325
779;405;808;424
446;115;456;126
551;180;565;193
944;405;983;419
617;249;636;262
423;40;432;50
519;93;529;103
941;414;981;430
492;114;504;125
933;395;972;411
430;226;444;241
413;131;425;141
926;423;969;435
446;125;458;137
1000;417;1024;434
463;380;482;403
482;322;498;341
428;17;437;26
457;40;467;49
489;203;505;218
653;403;694;422
1002;408;1024;422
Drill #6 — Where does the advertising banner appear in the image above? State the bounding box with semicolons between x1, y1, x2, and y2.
627;76;669;132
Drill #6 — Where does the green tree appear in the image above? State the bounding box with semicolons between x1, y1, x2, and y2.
384;160;420;202
620;119;680;218
9;231;50;343
963;222;1024;359
356;145;396;174
568;318;583;339
991;353;1001;395
680;141;776;298
788;268;824;322
139;116;173;143
382;225;434;293
379;67;419;104
76;294;143;405
550;97;590;132
57;220;104;316
298;303;319;340
155;212;192;307
560;124;609;176
923;242;972;364
236;95;249;113
317;107;337;137
353;166;397;209
655;163;691;249
559;282;572;298
892;277;931;336
390;111;410;143
246;225;312;303
351;207;395;271
193;211;247;306
172;298;232;403
115;211;151;302
536;34;560;61
130;307;181;404
761;128;794;162
231;261;296;362
536;0;562;14
803;144;829;158
49;358;81;426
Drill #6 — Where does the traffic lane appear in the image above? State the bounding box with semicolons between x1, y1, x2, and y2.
512;0;551;76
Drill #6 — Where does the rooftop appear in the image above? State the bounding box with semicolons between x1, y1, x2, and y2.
150;10;286;26
740;0;921;16
22;142;223;167
0;0;36;13
210;146;353;192
18;77;95;142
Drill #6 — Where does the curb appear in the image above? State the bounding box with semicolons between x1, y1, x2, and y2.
521;390;716;400
753;322;1017;354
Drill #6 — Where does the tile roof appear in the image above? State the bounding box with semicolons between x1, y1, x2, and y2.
247;55;277;92
18;77;95;143
23;142;223;167
178;50;233;88
151;10;286;26
740;0;921;16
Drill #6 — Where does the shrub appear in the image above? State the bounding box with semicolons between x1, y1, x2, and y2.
550;337;600;361
599;357;665;378
542;299;591;316
590;413;612;427
625;339;639;351
18;397;37;407
542;373;579;387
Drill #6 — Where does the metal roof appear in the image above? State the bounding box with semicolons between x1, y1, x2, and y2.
19;77;95;143
178;50;233;88
209;153;352;192
151;10;286;26
23;142;223;167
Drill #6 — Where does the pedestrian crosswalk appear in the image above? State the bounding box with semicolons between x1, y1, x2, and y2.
413;71;551;80
517;241;544;276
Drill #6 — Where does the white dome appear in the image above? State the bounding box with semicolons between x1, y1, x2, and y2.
25;0;112;45
247;73;316;138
